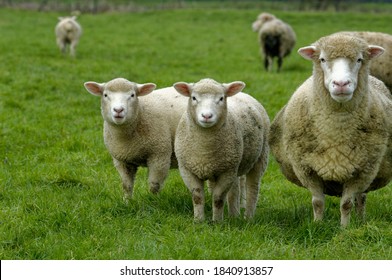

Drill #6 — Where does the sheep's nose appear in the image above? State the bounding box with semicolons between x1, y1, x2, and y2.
202;113;213;120
333;80;350;87
114;107;124;113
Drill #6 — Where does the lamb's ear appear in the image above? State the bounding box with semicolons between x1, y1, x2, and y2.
173;82;192;97
84;82;105;96
367;45;384;60
137;83;156;96
298;46;317;60
223;81;245;97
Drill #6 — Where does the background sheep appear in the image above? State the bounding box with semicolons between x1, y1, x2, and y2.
55;16;82;56
173;78;270;222
336;31;392;91
252;12;296;72
84;78;187;201
269;34;392;227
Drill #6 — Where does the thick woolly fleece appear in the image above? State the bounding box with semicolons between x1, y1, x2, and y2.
252;12;296;70
55;16;82;56
175;78;270;221
269;34;392;225
88;78;188;199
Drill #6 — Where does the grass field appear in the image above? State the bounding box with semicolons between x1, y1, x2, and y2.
1;6;392;260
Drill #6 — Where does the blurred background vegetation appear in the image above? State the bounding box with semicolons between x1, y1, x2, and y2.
1;0;392;13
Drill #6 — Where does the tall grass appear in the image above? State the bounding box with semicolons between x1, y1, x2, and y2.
0;7;391;260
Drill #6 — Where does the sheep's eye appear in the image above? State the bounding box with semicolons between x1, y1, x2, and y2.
192;96;197;101
320;58;326;63
219;97;224;102
357;58;363;63
104;94;108;98
131;94;135;98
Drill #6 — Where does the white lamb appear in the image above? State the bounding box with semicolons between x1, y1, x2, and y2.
84;78;188;200
55;16;82;56
336;31;392;91
252;12;296;72
173;78;270;222
269;34;392;227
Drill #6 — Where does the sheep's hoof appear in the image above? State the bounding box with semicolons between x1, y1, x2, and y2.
149;183;161;194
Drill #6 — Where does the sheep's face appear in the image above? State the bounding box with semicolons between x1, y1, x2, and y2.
173;79;245;128
318;51;363;102
298;34;384;103
84;78;156;125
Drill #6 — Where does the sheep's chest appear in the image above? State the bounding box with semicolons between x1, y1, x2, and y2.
291;114;376;182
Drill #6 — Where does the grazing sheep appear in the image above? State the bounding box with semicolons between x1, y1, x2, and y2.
173;78;270;222
252;12;296;72
269;34;392;227
55;16;82;56
336;31;392;91
84;78;188;201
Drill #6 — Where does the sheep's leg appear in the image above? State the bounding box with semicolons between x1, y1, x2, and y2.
70;41;77;57
239;175;246;209
340;188;356;227
179;167;205;221
211;174;239;222
277;56;283;72
147;158;170;194
57;39;66;54
113;158;136;202
244;157;264;219
264;56;269;71
355;193;367;222
310;188;325;222
226;177;240;218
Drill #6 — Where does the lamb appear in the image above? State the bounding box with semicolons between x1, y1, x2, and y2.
55;16;82;56
252;12;296;72
173;78;270;222
269;33;392;227
84;78;188;201
336;31;392;91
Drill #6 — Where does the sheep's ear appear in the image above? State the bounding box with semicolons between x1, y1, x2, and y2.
223;81;245;97
84;82;105;96
137;83;156;96
298;46;317;60
367;45;384;59
252;21;261;32
173;82;192;97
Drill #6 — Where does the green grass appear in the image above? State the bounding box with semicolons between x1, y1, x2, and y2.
1;7;392;260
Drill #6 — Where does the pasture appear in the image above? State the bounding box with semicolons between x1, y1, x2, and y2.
0;6;391;259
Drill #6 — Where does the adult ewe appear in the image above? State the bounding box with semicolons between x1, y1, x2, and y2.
269;34;392;227
337;31;392;91
252;12;296;72
84;78;187;201
174;78;270;222
55;16;82;56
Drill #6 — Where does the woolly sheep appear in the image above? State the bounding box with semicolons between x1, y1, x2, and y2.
84;78;188;201
173;78;270;222
55;16;82;56
336;31;392;91
269;34;392;227
252;12;296;72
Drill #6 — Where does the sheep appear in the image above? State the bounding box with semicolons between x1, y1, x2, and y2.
173;78;270;222
84;78;188;201
336;31;392;91
55;16;82;56
269;33;392;227
252;12;296;72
